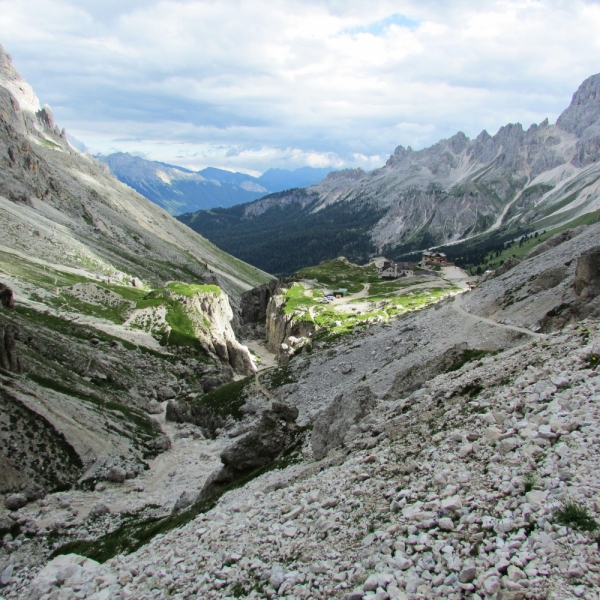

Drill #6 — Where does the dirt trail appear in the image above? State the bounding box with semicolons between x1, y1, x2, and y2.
452;292;546;338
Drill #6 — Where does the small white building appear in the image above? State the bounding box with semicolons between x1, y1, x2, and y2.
378;261;414;279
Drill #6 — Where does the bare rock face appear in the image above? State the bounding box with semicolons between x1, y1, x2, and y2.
311;386;377;460
200;402;299;499
556;73;600;136
240;279;280;324
265;290;315;357
174;289;257;375
574;246;600;300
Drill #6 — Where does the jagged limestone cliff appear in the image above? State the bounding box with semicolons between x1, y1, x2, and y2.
182;74;600;275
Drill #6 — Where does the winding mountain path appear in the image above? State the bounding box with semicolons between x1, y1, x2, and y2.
452;292;546;338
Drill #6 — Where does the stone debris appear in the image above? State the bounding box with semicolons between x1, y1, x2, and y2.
3;320;599;599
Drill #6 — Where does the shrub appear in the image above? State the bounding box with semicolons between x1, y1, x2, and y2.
554;502;598;532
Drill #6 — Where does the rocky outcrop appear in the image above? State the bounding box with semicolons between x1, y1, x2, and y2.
265;290;315;358
574;245;600;300
529;265;569;294
0;324;20;373
169;288;257;375
311;386;377;460
240;279;280;324
490;256;521;279
165;377;249;437
199;402;299;499
200;402;298;498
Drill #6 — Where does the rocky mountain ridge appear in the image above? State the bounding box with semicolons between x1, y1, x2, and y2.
182;74;600;275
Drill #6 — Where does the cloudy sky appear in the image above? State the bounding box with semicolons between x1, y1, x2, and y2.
1;0;599;175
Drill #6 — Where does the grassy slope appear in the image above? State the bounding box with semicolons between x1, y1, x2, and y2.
280;259;459;340
0;250;219;353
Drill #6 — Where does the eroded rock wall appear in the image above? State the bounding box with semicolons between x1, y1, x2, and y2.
265;291;315;358
172;288;256;375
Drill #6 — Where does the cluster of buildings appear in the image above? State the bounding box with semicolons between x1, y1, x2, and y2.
377;251;449;279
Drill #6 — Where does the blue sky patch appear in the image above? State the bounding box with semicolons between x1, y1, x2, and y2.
346;13;420;37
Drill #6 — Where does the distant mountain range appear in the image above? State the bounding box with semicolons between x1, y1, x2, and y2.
97;152;334;215
178;74;600;276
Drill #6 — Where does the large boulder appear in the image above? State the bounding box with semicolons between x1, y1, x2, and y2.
165;399;192;423
574;246;600;300
311;386;377;460
23;483;46;501
219;402;299;472
201;373;231;393
4;492;27;510
200;402;299;499
529;265;568;293
156;385;177;401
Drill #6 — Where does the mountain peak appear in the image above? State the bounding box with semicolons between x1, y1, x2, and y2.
556;72;600;136
0;43;41;114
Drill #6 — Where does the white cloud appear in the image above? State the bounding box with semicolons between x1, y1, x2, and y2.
0;0;598;173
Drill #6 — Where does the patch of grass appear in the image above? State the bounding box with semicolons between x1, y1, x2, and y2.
554;502;598;532
268;364;297;388
35;292;132;324
296;258;378;294
282;284;318;318
166;282;221;296
192;377;251;421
